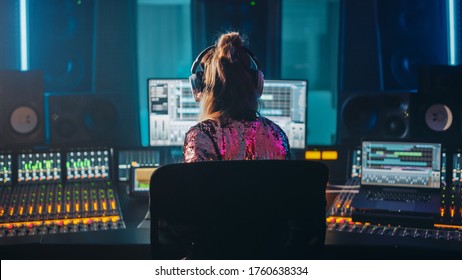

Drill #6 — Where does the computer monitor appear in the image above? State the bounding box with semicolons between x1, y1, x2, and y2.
361;140;442;189
147;78;307;149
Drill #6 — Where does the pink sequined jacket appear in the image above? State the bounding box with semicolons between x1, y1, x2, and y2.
183;116;291;162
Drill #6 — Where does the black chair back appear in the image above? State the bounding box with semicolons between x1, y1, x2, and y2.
150;160;328;259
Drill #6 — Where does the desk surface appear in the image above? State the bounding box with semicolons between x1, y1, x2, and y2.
1;184;461;260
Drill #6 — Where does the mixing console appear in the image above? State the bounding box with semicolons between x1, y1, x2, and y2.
0;148;125;239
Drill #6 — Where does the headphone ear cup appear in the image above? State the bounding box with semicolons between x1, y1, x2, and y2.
189;71;204;102
256;70;264;97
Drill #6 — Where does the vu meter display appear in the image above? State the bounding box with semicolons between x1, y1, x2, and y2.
66;149;110;180
0;153;13;184
17;152;61;182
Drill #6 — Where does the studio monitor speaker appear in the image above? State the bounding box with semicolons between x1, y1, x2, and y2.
0;70;45;148
410;65;462;149
47;93;141;148
337;92;411;146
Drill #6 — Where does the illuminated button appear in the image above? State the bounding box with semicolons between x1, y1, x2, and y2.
305;150;321;160
322;151;338;160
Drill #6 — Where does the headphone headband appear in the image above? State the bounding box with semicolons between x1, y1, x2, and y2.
189;44;263;101
190;45;215;74
190;45;261;75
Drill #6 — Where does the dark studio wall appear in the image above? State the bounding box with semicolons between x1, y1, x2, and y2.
1;0;460;150
0;0;141;149
191;0;282;79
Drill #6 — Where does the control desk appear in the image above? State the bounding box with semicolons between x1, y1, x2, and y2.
0;146;461;259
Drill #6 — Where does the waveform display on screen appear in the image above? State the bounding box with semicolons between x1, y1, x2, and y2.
0;153;13;184
17;152;61;183
148;79;307;149
66;149;110;181
361;141;441;189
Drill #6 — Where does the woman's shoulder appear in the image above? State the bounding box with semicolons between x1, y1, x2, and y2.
187;119;220;135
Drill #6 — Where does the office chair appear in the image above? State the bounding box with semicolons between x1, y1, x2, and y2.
150;160;328;260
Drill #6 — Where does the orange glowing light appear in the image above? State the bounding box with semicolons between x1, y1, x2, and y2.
305;151;321;160
322;151;338;160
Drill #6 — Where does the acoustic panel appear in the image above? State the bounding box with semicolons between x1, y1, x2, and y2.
191;0;281;79
339;0;449;92
28;0;95;92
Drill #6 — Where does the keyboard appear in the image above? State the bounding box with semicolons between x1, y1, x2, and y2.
366;190;431;203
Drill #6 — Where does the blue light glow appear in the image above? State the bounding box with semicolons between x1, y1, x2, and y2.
20;0;29;70
448;0;457;65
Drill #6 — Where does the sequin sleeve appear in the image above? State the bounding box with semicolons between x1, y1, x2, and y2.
183;126;219;163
